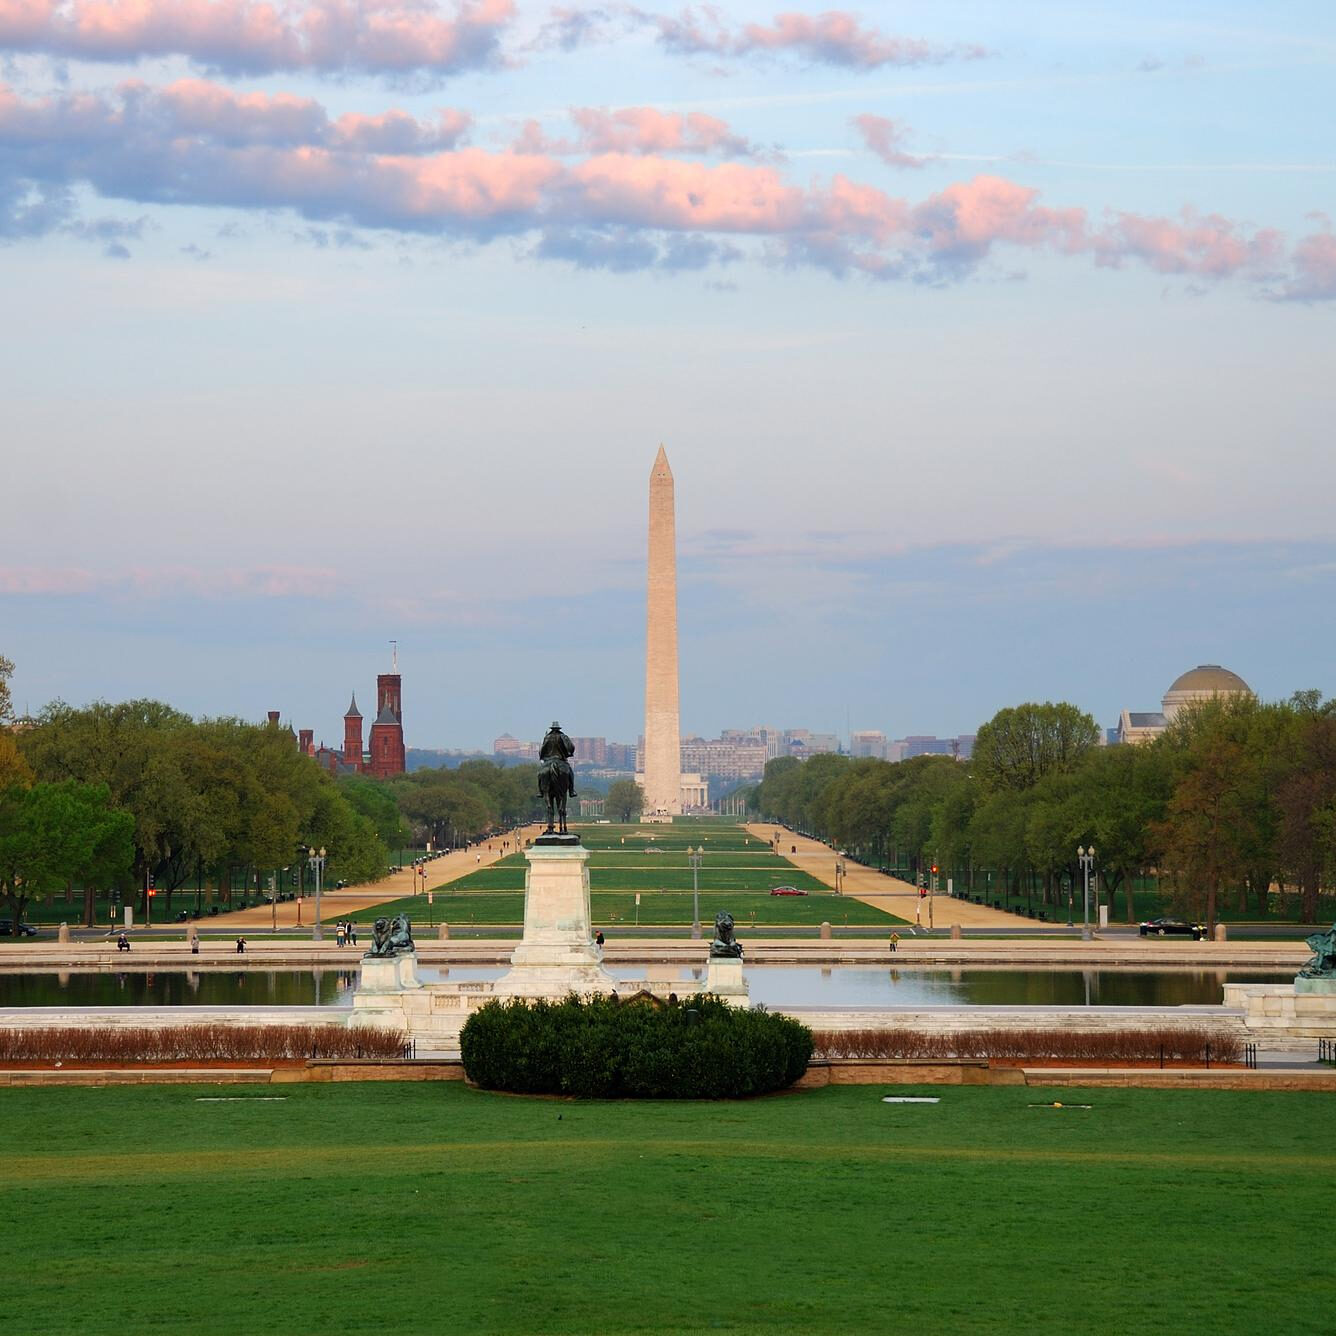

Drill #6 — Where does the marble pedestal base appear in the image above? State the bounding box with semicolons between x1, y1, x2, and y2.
1295;976;1336;994
492;842;619;998
358;953;421;992
705;955;750;1005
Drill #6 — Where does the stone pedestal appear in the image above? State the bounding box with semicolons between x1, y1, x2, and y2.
1295;977;1336;995
492;842;619;998
705;954;749;1005
358;953;422;993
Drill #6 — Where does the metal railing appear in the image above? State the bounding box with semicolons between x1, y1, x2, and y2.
401;1039;417;1061
1244;1043;1258;1070
1319;1038;1334;1065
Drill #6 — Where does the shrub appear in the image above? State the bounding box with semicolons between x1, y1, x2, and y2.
460;994;812;1098
0;1023;406;1063
810;1026;1240;1064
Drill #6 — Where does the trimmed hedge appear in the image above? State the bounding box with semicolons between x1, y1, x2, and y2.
460;994;812;1098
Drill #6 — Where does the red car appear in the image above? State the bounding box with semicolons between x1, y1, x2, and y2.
769;886;807;896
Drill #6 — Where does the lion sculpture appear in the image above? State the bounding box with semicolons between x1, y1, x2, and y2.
1299;923;1336;979
367;913;415;959
709;910;743;959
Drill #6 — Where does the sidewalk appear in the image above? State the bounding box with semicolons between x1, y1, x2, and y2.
747;823;1037;930
220;824;542;928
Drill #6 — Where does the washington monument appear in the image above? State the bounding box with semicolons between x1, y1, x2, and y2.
643;445;682;816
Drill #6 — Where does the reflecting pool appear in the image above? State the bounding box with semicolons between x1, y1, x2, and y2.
0;966;1294;1009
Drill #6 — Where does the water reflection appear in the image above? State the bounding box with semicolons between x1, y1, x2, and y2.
0;966;1297;1009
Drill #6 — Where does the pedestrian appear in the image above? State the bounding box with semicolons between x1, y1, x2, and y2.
335;923;345;947
348;923;357;947
117;932;130;952
595;930;605;949
476;853;481;864
890;932;899;954
190;936;200;956
236;936;246;955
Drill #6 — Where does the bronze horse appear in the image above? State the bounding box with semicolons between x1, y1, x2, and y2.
538;755;575;835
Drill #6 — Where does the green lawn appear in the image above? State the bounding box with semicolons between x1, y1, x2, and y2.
356;822;905;927
347;889;899;927
5;1083;1332;1335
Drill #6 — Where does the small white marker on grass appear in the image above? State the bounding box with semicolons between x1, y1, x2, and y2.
882;1096;940;1104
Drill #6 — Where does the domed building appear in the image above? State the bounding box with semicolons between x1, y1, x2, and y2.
1116;665;1252;744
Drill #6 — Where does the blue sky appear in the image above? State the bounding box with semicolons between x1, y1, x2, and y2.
2;1;1333;748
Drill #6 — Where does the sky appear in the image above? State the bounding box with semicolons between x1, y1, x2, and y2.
2;0;1334;749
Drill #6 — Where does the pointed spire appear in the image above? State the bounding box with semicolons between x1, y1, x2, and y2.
345;693;362;719
652;443;671;480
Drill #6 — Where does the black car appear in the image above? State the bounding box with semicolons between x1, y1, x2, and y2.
0;919;38;937
1139;916;1206;940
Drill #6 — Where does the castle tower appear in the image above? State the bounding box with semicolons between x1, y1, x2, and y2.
343;694;364;771
643;445;682;815
377;672;402;723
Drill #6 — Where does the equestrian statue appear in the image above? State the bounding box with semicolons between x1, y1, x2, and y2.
538;720;577;836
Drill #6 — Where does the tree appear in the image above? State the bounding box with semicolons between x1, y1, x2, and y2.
605;780;645;822
0;733;32;790
973;702;1100;792
0;781;133;930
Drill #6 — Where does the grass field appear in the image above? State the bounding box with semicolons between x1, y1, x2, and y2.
352;888;900;927
5;1082;1333;1335
354;822;906;928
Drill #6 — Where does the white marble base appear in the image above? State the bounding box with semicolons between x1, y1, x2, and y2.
492;842;620;998
705;954;749;1005
358;953;422;993
1222;982;1336;1041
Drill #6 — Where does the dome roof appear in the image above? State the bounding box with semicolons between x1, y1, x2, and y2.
1166;665;1251;696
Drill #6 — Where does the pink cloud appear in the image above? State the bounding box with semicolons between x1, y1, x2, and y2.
1278;229;1336;302
1095;207;1284;277
0;0;515;76
651;6;986;68
517;104;761;158
0;79;1327;296
853;114;927;169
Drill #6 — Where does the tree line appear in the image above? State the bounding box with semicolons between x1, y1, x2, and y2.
1;673;547;928
752;694;1336;930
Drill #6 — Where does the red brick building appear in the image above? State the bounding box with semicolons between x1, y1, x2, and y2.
282;657;407;780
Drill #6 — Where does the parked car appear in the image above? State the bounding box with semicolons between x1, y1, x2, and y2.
1139;916;1206;940
769;886;807;897
0;919;38;937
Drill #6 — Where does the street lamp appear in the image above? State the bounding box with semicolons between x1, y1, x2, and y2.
307;845;327;942
688;846;703;940
1077;845;1096;942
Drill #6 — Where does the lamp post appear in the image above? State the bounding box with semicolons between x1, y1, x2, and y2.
307;846;327;942
688;847;702;940
1077;845;1096;942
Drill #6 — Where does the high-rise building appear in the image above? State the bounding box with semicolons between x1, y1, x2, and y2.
850;730;887;759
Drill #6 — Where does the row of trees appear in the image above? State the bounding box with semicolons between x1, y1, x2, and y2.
0;658;552;926
753;695;1336;929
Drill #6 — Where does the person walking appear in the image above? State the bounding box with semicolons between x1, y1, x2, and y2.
335;922;345;948
235;936;246;955
348;922;357;948
594;930;605;949
889;932;899;954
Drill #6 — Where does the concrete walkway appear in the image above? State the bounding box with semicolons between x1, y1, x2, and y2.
747;823;1026;930
220;824;542;929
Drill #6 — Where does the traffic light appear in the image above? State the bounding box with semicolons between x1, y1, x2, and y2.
931;865;939;875
919;888;927;899
147;872;155;890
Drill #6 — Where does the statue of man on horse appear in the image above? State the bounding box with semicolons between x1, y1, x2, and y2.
538;721;577;835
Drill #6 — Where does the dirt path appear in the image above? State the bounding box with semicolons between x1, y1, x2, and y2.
746;823;1028;930
224;824;543;928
